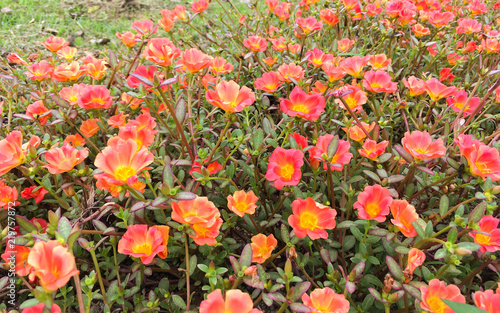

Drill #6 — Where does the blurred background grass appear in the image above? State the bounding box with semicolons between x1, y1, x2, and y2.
0;0;250;54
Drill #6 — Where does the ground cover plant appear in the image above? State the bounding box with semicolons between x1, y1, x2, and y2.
1;0;500;312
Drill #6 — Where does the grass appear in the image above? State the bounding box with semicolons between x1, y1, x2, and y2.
0;0;251;53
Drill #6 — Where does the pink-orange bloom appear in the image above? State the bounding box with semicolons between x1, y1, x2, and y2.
296;17;323;34
288;197;337;239
44;142;88;174
250;234;278;263
77;85;113;109
359;139;388;160
343;122;376;142
339;56;368;78
28;240;79;292
26;100;51;125
227;190;259;217
302;287;350;313
390;200;418;238
474;287;500;313
254;71;282;93
64;134;86;147
403;76;426;97
42;36;69;52
80;119;100;137
428;11;455;28
21;186;49;203
117;224;168;264
290;133;308;149
200;289;262;313
243;36;268;52
22;303;61;313
94;138;154;187
353;184;393;222
320;9;339;26
210;57;234;74
455;135;500;181
25;60;53;81
59;84;84;105
132;19;157;36
206;80;255;113
52;62;87;82
172;196;219;226
265;147;304;189
335;85;368;113
310;135;353;171
143;37;180;67
337;38;355;52
367;54;392;70
1;244;32;276
116;31;140;47
363;70;398;93
471;215;500;253
277;63;305;83
177;48;213;73
457;18;482;34
280;86;325;121
0;131;27;176
57;46;77;62
446;90;480;116
405;248;425;275
412;23;431;37
85;57;107;80
191;0;209;13
420;279;465;313
424;78;458;101
7;53;27;65
322;61;346;82
402;131;446;160
0;181;19;209
305;48;333;67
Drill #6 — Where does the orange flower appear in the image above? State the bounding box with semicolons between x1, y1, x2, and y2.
280;86;325;121
26;100;51;125
0;181;19;209
121;92;144;109
44;142;89;174
250;234;277;263
367;54;392;70
64;134;86;147
403;76;426;97
310;135;353;171
471;215;500;253
359;139;388;160
190;218;223;246
289;198;337;240
132;19;157;36
296;17;323;34
322;61;346;82
428;11;455;28
200;289;262;313
425;78;458;101
262;56;277;67
157;225;170;259
84;57;107;80
390;200;418;237
77;85;113;109
2;245;32;276
277;63;305;83
115;117;157;149
254;71;282;93
474;286;500;313
335;84;367;113
243;36;268;52
24;60;53;81
337;38;355;52
80;119;100;137
57;46;77;62
177;48;213;73
143;37;180;67
173;5;187;20
402;131;446;160
270;37;287;51
456;135;500;181
108;112;128;129
339;56;368;78
343;122;376;142
191;0;209;13
117;225;168;264
158;9;175;32
7;53;27;65
0;131;27;176
320;9;339;26
481;38;500;54
363;70;398;93
405;248;425;275
305;48;333;67
457;18;482;35
94;138;154;187
27;240;79;292
265;148;304;189
59;84;84;105
210;57;234;75
116;31;140;47
227;190;259;217
42;36;69;52
302;287;350;313
205;80;256;113
353;184;393;222
446;90;481;117
412;23;431;37
420;279;465;313
53;62;87;82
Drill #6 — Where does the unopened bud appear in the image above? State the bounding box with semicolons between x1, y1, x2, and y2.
455;247;472;256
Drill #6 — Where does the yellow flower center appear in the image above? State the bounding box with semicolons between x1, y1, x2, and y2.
257;246;270;258
133;243;152;255
192;224;208;237
475;233;491;245
365;203;380;218
292;104;309;114
114;166;136;181
414;148;428;154
299;212;319;230
235;202;248;212
370;82;381;88
346;97;358;109
427;296;447;313
280;163;295;181
476;162;492;174
90;98;106;104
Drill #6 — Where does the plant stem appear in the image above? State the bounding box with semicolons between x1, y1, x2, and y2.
184;231;191;311
276;302;289;313
89;249;109;308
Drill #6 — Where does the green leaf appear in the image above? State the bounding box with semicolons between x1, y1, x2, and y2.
447;227;458;243
57;217;72;241
281;224;290;243
386;256;404;281
172;295;187;310
441;300;488;313
189;255;197;276
239;244;253;268
20;298;40;309
254;128;264;148
439;195;449;217
162;164;175;188
16;216;37;233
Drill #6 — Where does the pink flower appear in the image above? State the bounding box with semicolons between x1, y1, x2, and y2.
353;184;393;222
471;215;500;253
359;139;388;160
200;289;262;313
265;148;304;189
401;131;446;160
363;70;398;93
279;86;325;121
288;197;337;240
